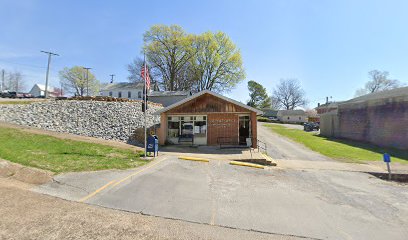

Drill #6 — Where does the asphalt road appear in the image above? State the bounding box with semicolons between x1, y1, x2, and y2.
257;122;331;161
36;155;408;240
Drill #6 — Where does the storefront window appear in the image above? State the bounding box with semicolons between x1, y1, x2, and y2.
181;121;194;136
167;115;207;140
194;121;207;137
167;121;180;138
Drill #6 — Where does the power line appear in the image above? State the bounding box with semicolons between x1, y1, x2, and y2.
41;51;59;98
0;60;46;69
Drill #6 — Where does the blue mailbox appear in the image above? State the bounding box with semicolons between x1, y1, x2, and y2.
146;135;159;157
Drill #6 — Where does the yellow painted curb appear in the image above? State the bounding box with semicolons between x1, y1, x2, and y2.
179;156;210;162
260;153;278;166
229;161;265;169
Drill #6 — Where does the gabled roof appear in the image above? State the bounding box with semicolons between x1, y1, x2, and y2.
277;110;306;116
101;82;144;91
154;90;263;115
33;84;56;92
261;109;278;116
148;91;191;97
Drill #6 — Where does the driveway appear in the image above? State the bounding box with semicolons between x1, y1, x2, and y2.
257;122;330;161
35;155;408;240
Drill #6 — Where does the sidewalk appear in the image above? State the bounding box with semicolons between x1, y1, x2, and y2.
275;158;408;174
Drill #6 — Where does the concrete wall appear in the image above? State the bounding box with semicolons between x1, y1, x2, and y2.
320;97;408;150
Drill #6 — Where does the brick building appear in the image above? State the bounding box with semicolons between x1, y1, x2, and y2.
320;87;408;150
154;90;262;148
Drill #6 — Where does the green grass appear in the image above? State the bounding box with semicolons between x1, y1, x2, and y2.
0;126;148;173
264;123;408;164
0;101;35;105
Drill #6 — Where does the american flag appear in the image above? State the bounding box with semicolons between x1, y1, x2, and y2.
140;64;151;90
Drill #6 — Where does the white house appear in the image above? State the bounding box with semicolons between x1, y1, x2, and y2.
277;110;307;123
29;84;59;98
100;82;145;100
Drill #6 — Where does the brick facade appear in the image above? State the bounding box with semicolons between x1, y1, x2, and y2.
156;92;260;148
321;97;408;150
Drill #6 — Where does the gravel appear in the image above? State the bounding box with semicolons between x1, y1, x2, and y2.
0;100;162;143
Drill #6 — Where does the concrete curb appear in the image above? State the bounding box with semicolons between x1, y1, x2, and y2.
179;156;210;162
229;161;265;169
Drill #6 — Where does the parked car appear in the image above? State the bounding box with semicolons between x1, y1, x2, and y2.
268;116;278;120
304;122;320;131
23;93;33;98
6;92;24;98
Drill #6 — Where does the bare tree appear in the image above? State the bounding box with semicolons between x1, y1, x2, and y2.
270;96;281;110
272;79;307;110
5;71;25;92
127;57;145;83
355;70;401;97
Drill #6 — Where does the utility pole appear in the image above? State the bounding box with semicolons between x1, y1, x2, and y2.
41;51;59;98
109;74;115;83
1;69;4;92
83;67;92;96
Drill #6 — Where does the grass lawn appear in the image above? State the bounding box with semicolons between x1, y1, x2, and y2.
264;123;408;164
0;126;148;173
0;101;35;105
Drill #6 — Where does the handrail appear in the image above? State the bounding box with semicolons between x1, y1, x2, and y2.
257;139;267;153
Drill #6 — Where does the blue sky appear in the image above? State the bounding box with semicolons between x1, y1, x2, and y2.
1;0;407;107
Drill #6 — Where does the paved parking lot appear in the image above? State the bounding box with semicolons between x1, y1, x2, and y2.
35;155;408;240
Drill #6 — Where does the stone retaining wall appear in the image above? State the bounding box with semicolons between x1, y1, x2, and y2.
0;100;162;143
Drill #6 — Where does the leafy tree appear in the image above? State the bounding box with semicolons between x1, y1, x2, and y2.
59;66;99;96
247;80;270;108
191;31;245;93
132;25;245;93
355;70;401;97
143;24;194;91
272;79;307;110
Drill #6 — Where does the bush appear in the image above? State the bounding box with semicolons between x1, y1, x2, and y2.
257;117;281;123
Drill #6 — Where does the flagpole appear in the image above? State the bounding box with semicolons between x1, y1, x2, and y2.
143;53;147;158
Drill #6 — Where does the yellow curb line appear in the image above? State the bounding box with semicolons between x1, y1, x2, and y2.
79;157;167;202
229;161;265;169
79;180;117;202
260;153;278;166
179;156;210;162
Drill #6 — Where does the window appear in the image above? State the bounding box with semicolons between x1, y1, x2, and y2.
287;117;290;120
128;91;131;98
118;91;122;98
167;120;180;138
138;91;142;98
109;91;112;97
299;117;301;120
167;115;207;139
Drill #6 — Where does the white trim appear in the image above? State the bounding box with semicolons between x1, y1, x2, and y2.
154;90;263;115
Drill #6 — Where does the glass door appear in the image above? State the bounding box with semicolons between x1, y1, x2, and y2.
238;115;250;145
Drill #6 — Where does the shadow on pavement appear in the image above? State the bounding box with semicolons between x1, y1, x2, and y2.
160;145;247;156
366;172;408;183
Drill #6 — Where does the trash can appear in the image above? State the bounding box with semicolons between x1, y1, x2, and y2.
146;135;159;157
